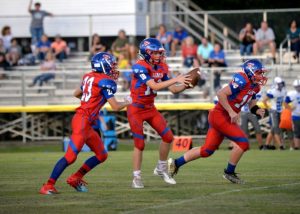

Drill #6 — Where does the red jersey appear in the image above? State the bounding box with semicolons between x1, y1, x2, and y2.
76;72;117;122
130;60;170;105
215;72;260;113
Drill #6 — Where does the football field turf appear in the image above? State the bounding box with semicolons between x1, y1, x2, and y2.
0;142;300;214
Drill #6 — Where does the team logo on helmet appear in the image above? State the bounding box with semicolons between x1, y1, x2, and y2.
143;41;150;46
102;54;111;60
246;62;255;73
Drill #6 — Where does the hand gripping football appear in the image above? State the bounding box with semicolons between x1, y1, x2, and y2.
186;67;201;88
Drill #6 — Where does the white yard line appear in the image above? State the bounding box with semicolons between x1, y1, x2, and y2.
121;182;300;214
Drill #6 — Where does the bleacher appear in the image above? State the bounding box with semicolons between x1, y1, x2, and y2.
1;49;299;106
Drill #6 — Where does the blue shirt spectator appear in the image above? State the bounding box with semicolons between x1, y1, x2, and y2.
36;34;51;61
171;26;188;56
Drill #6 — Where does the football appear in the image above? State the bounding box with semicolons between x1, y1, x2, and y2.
186;67;201;88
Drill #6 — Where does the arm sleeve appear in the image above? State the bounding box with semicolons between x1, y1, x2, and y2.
132;64;151;83
229;73;246;95
98;79;117;99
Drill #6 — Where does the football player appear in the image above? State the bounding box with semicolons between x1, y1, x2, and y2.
168;59;268;184
128;38;191;188
40;52;132;194
284;79;300;150
262;76;287;150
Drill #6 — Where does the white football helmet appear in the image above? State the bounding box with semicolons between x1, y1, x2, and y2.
293;79;300;87
274;77;285;90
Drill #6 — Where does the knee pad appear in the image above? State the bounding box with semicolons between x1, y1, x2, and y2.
64;152;77;164
162;131;174;144
96;151;108;163
200;147;214;158
134;139;145;151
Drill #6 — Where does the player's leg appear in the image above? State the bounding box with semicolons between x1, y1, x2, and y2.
168;126;224;177
168;110;225;177
40;114;85;194
270;110;284;149
292;120;300;149
248;113;263;149
67;128;108;192
127;105;146;188
220;120;249;184
147;109;175;184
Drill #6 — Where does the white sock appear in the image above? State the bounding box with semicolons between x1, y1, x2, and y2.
133;170;141;178
158;160;167;171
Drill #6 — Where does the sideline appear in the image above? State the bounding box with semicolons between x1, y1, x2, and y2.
121;182;300;214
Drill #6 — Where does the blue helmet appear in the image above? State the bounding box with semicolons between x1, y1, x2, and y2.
139;38;165;64
91;52;119;79
241;59;267;85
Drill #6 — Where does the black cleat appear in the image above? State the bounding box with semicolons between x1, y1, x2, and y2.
223;169;245;184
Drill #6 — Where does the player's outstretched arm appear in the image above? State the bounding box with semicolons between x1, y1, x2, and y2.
28;0;33;12
107;96;132;111
168;83;186;94
73;87;83;99
146;74;191;91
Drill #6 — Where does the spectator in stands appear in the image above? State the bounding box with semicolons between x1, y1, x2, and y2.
253;21;276;62
0;52;11;79
28;0;53;45
51;34;68;62
171;25;188;56
1;26;13;52
29;51;56;88
208;42;227;90
239;22;256;56
111;29;130;59
181;36;199;68
156;24;173;56
6;38;22;66
0;52;11;71
0;38;6;53
18;39;35;66
197;37;213;66
90;33;106;59
286;20;300;62
36;34;51;61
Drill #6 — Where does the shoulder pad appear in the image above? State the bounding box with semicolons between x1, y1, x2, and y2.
132;64;148;74
232;73;247;88
98;79;117;94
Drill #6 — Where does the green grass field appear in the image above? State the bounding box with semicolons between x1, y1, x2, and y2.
0;142;300;214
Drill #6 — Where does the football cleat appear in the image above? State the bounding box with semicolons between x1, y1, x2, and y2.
132;176;144;189
39;183;58;195
167;158;179;177
66;174;88;192
223;169;245;184
153;167;176;185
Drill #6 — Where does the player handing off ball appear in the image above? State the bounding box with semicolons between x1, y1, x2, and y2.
128;38;192;188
